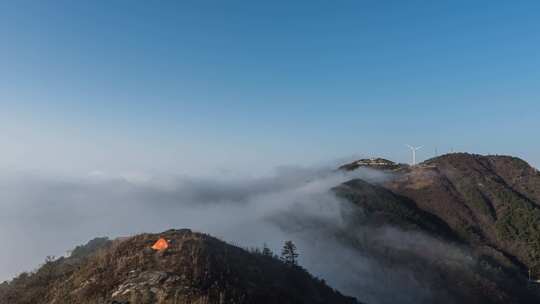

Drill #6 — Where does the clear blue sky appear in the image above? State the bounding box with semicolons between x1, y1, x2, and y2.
1;0;539;175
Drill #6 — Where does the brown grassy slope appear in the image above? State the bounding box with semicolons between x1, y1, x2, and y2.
484;155;540;205
0;229;359;304
383;153;540;271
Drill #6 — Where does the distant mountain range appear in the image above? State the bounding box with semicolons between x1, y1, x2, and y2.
2;153;540;304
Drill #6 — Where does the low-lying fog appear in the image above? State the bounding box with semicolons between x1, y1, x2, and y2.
0;165;469;304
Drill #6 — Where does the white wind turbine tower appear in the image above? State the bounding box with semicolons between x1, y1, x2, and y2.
406;145;423;166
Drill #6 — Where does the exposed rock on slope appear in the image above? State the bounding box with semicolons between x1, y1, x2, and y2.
339;158;406;171
0;229;358;304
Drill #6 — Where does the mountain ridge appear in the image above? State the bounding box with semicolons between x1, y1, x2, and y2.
335;152;540;303
0;229;359;304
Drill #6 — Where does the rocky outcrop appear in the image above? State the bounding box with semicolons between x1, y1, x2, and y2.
339;158;406;171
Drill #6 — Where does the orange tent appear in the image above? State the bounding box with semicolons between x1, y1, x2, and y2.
151;238;169;251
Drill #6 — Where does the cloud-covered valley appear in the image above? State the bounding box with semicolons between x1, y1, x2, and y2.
0;166;472;304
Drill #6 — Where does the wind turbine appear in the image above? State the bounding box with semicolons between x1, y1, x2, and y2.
406;145;423;166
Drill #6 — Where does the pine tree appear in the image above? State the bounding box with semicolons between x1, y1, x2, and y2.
281;240;299;266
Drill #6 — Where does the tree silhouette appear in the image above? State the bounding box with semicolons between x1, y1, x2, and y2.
281;241;299;266
262;243;273;257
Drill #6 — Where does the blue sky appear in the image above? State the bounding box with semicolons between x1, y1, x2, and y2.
1;1;539;175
